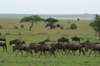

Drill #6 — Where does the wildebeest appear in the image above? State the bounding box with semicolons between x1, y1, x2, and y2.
0;41;7;52
34;44;56;58
13;44;33;57
29;43;41;55
0;36;6;41
71;36;84;43
85;44;100;57
63;43;85;56
58;37;69;43
9;39;25;46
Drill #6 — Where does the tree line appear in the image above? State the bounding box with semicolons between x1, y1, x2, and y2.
20;15;77;31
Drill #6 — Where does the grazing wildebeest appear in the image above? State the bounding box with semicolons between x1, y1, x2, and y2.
38;39;55;44
34;44;56;58
71;36;84;43
0;41;7;52
9;39;25;46
85;44;100;57
0;36;6;41
58;37;69;43
63;43;85;56
13;44;33;57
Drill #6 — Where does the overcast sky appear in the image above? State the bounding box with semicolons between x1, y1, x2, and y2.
0;0;100;14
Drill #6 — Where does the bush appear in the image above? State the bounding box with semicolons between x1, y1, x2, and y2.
77;18;80;21
60;26;64;30
20;25;24;28
0;25;3;29
14;26;18;29
18;32;21;35
68;21;70;23
56;24;60;27
66;27;70;30
70;23;77;30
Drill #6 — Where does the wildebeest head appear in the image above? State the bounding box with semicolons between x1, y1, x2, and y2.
9;39;19;46
13;45;19;52
85;44;93;52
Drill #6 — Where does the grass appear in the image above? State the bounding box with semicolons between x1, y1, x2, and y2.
0;18;100;66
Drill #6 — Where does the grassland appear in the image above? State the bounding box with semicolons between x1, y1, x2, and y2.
0;18;100;66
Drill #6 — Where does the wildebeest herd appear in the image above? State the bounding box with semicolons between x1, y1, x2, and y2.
0;36;100;58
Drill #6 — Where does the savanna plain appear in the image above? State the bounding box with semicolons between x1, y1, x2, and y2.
0;18;100;66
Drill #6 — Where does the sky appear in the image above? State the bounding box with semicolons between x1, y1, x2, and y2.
0;0;100;14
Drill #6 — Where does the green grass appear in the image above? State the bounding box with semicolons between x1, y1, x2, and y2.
0;35;99;66
0;18;100;66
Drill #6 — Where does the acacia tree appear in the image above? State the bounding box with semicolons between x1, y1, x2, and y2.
20;15;43;31
45;17;59;30
89;15;100;39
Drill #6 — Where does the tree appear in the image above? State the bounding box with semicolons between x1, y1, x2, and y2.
70;23;77;30
89;14;100;39
45;17;59;30
20;15;43;31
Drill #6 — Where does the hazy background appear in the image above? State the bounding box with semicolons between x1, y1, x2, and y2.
0;0;100;14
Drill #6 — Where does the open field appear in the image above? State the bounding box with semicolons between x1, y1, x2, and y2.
0;18;100;66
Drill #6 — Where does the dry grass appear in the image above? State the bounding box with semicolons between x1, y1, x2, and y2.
0;18;95;36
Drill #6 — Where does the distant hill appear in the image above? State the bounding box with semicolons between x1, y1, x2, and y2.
84;13;89;15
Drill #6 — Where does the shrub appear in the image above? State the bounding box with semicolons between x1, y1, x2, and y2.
18;32;21;35
56;24;60;27
0;25;3;29
70;23;77;30
60;26;64;30
77;18;80;21
14;26;18;29
68;21;70;23
20;25;24;28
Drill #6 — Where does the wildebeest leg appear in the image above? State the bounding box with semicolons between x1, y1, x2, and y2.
5;45;7;52
49;51;52;58
73;50;76;56
25;51;28;57
97;51;100;57
78;49;81;56
21;50;23;57
81;49;85;56
64;50;68;55
43;51;47;57
28;50;33;57
70;50;73;55
16;50;20;56
60;49;63;55
88;50;93;57
3;46;5;52
94;50;97;58
38;51;42;58
67;49;71;56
